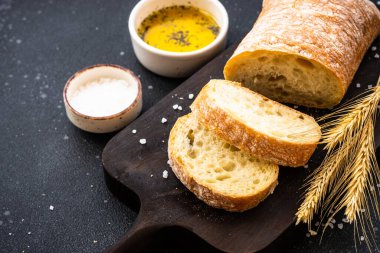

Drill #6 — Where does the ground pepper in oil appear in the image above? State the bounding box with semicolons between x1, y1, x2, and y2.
137;5;220;52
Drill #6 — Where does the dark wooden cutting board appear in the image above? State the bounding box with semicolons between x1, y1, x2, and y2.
102;44;380;253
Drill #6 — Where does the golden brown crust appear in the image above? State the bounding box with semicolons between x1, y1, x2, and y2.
224;0;380;107
191;81;320;167
168;114;278;212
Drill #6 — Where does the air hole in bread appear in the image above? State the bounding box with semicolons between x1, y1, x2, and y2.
187;149;197;159
253;179;260;184
196;141;203;147
276;111;283;116
268;75;286;82
223;143;230;149
216;174;231;181
220;160;236;171
296;58;314;69
299;115;304;120
230;145;240;152
187;130;194;145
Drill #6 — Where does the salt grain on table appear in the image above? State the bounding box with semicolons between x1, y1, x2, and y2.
374;53;380;59
188;94;194;99
161;117;167;124
162;170;168;178
49;205;54;211
356;83;361;88
173;104;179;110
139;139;146;144
4;211;10;216
132;129;137;134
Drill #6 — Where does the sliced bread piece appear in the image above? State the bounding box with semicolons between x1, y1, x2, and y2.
168;113;279;212
191;79;321;167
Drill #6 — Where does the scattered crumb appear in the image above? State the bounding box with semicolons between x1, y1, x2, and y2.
374;53;380;59
162;140;165;143
188;94;194;99
342;217;349;223
63;135;69;140
120;51;125;56
148;85;153;90
139;139;146;145
309;230;317;236
49;205;54;211
103;200;108;203
150;174;153;177
167;160;171;165
330;218;336;224
303;164;309;169
337;223;343;229
328;223;334;229
93;240;98;244
178;106;183;111
3;211;10;216
27;232;31;235
372;46;377;51
179;97;183;100
161;117;167;124
163;170;168;178
356;83;361;88
9;233;12;236
294;105;298;109
16;39;22;44
90;185;94;188
173;104;179;110
368;85;373;89
360;236;365;241
132;129;137;134
306;233;310;238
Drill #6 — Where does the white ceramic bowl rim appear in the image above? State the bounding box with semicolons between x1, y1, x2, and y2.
63;64;142;120
128;0;229;58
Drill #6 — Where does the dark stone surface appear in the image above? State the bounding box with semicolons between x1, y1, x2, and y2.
0;0;379;252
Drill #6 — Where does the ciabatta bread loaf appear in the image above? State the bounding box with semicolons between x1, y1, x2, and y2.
224;0;380;108
168;113;279;212
191;80;321;167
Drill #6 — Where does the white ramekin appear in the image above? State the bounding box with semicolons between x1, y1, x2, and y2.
63;64;143;133
128;0;229;78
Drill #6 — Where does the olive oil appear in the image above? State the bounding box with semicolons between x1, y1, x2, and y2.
137;5;220;52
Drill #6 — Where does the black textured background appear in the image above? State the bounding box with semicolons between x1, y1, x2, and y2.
0;0;379;252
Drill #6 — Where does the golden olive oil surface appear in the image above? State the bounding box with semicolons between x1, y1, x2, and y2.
137;6;220;52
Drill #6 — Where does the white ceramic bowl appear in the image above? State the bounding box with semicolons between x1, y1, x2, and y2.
129;0;229;78
63;64;143;133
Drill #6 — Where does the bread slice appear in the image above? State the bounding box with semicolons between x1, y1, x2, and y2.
168;113;279;212
191;79;321;167
223;0;380;108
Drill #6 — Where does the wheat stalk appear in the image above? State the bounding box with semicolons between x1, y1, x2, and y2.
296;76;380;243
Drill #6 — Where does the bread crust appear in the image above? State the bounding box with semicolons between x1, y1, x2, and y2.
168;114;278;212
224;0;380;108
191;80;320;167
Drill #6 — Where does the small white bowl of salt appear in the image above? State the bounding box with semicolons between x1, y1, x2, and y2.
63;64;142;133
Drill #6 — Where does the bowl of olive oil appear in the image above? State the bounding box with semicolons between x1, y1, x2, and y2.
129;0;228;78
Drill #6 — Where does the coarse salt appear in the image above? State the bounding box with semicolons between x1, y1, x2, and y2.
178;106;183;111
132;129;137;134
173;104;179;110
162;170;168;178
188;94;194;99
356;83;361;88
70;78;138;117
337;223;343;229
374;53;380;59
49;205;54;211
139;139;146;145
372;46;377;51
161;118;167;124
